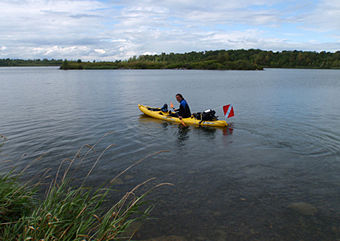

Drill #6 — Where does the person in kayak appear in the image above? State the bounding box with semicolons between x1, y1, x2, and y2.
171;93;191;118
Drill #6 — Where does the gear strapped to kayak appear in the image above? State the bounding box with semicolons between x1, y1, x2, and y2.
192;109;217;121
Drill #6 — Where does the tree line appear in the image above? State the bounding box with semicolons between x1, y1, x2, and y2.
59;49;340;70
0;58;63;66
133;49;340;69
1;49;340;70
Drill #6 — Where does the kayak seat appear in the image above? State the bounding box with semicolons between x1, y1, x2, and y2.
147;107;161;111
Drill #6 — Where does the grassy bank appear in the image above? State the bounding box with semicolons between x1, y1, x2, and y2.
0;141;170;240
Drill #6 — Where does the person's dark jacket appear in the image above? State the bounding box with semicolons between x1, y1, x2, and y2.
178;99;191;118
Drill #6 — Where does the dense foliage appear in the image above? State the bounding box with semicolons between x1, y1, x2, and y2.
60;49;340;70
0;58;63;66
2;49;340;70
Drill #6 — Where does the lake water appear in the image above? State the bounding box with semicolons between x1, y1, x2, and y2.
0;67;340;240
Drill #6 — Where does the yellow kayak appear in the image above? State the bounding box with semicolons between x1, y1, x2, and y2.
138;104;228;127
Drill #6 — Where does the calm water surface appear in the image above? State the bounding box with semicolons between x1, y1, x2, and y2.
1;67;340;240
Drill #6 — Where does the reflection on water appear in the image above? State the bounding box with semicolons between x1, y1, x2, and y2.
138;114;166;125
138;114;232;145
176;125;190;143
193;126;217;136
223;125;234;136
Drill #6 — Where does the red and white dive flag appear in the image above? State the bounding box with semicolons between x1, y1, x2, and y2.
223;104;234;119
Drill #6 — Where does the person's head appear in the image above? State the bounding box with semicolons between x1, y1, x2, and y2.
176;93;183;103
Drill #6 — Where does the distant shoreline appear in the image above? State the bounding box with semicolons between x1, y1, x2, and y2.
1;49;340;70
1;66;340;71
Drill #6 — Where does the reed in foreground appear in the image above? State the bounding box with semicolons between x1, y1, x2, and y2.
0;141;170;240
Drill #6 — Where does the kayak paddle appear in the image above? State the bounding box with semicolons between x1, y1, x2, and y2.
170;101;187;127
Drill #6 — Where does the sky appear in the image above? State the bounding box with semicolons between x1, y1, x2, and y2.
0;0;340;61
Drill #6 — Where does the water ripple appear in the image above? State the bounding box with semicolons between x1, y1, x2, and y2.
1;68;340;240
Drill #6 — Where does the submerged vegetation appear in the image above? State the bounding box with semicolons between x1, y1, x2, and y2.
0;139;170;240
2;49;340;70
0;135;7;148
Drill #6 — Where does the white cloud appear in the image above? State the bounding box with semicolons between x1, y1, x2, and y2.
94;49;106;54
0;0;339;60
32;46;91;56
304;0;340;32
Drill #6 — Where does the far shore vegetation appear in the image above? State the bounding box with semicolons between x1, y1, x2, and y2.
0;58;63;67
1;49;340;70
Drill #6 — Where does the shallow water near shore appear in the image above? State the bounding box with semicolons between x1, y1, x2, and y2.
0;67;340;240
